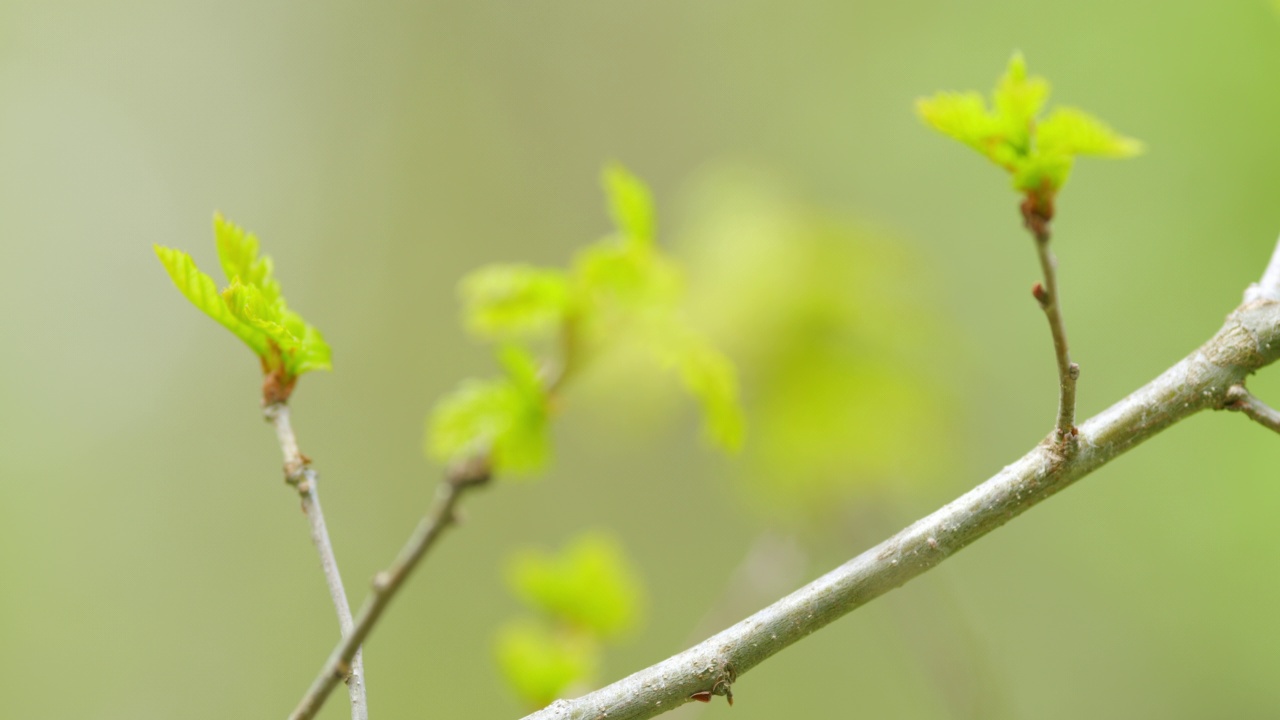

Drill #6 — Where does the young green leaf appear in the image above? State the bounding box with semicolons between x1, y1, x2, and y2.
991;52;1048;149
214;214;281;306
1037;106;1143;158
155;215;331;387
461;265;575;340
642;320;745;452
573;239;683;311
154;245;269;356
914;92;1004;162
917;53;1142;216
427;346;550;474
506;531;644;638
602;162;655;247
282;314;333;376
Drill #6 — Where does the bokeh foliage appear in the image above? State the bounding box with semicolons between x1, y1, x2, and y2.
495;531;644;708
6;3;1280;720
428;164;744;476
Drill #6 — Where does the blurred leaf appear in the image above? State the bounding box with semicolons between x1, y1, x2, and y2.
670;166;960;527
915;92;1005;162
573;235;683;311
991;52;1048;149
432;163;743;475
461;265;575;341
506;531;644;638
427;345;549;474
644;320;745;452
494;620;598;710
602;162;654;247
155;215;330;380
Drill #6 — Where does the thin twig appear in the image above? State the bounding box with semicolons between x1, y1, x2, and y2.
288;332;577;719
1028;221;1078;440
520;290;1280;720
1223;385;1280;435
264;403;368;720
288;456;492;720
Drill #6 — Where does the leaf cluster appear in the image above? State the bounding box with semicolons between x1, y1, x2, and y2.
428;163;745;475
154;215;331;399
917;53;1141;218
495;532;644;709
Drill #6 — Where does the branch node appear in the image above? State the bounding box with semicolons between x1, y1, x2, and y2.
1020;193;1054;243
1032;282;1050;308
447;454;492;489
1223;384;1250;408
1220;384;1280;434
371;571;392;594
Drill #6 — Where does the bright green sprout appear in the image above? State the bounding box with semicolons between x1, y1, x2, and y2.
917;53;1142;222
155;214;331;401
429;163;745;475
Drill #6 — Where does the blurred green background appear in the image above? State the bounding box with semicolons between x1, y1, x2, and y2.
3;1;1280;718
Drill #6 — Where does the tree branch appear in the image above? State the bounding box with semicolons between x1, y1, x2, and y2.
288;327;581;719
520;291;1280;720
1223;385;1280;435
264;403;368;720
1245;232;1280;302
1027;222;1078;440
288;456;492;720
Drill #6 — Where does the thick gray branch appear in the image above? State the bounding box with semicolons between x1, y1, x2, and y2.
522;296;1280;720
264;403;368;720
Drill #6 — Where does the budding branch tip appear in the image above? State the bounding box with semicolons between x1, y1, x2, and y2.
1032;282;1050;307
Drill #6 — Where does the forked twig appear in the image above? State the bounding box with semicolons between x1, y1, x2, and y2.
516;239;1280;720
